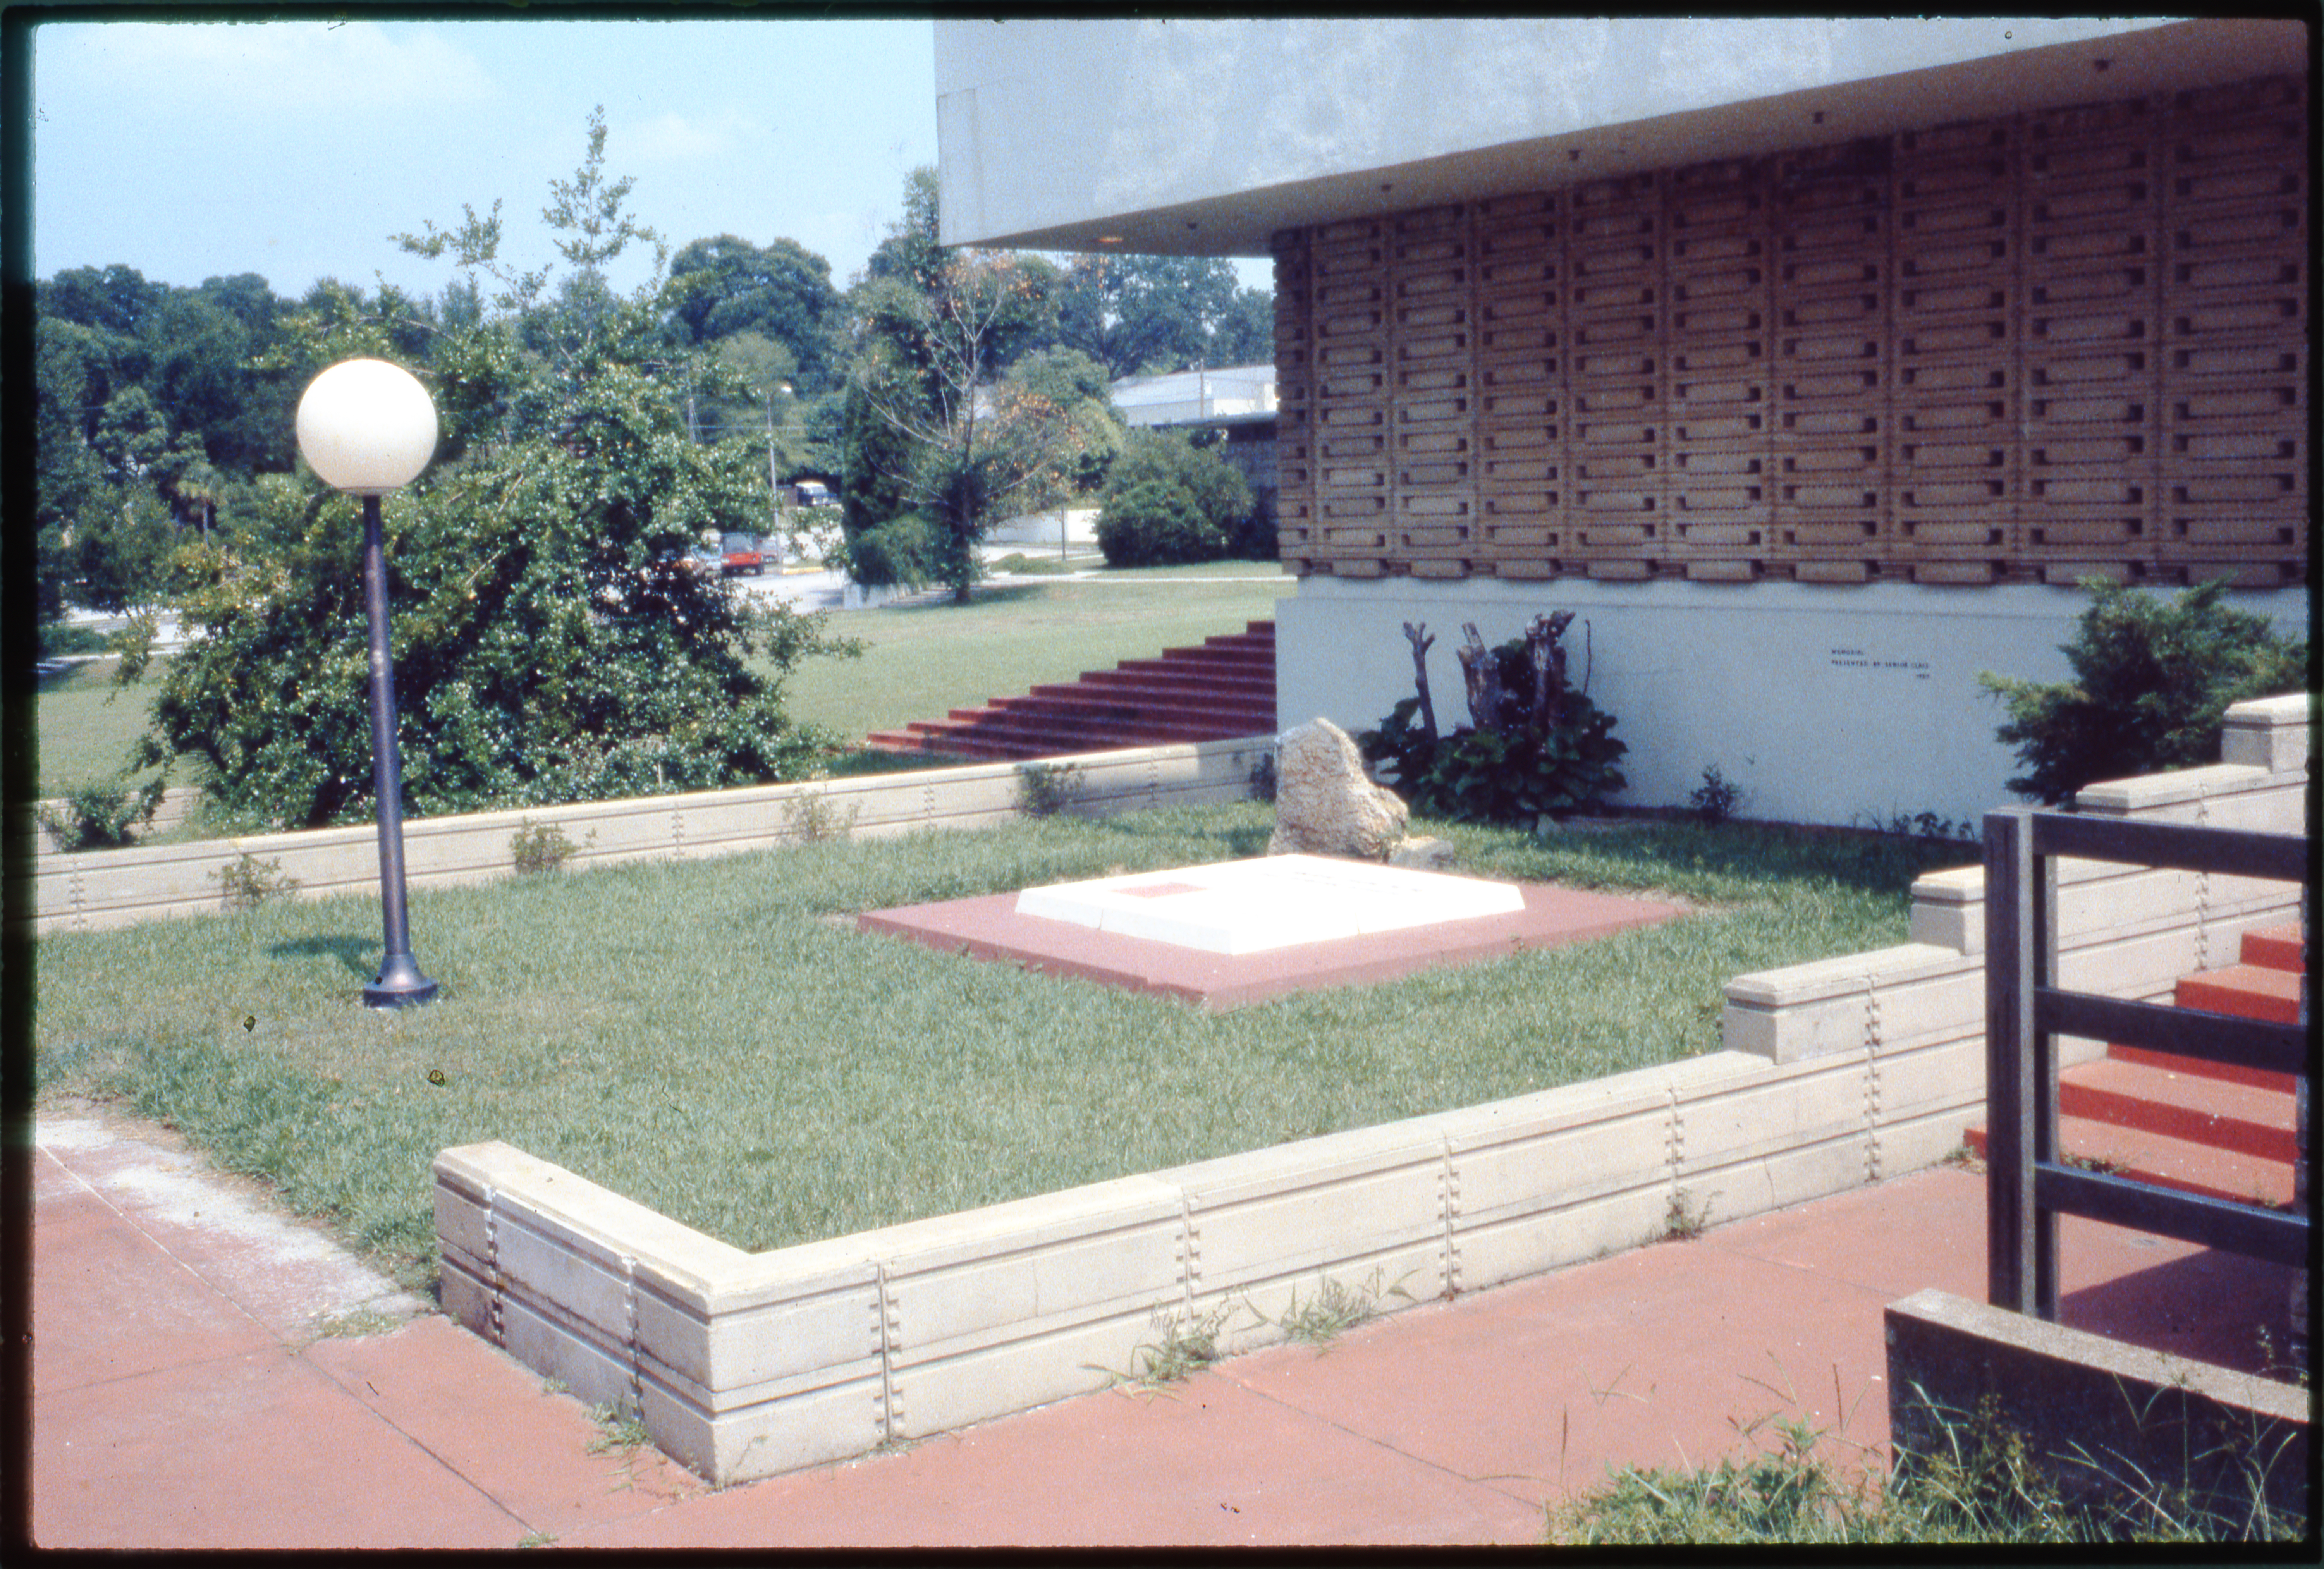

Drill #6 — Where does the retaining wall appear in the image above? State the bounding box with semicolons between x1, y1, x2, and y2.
25;738;1276;938
430;692;2308;1486
436;1037;1965;1485
1725;691;2310;1069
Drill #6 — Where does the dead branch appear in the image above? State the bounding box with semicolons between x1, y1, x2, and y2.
1402;621;1438;740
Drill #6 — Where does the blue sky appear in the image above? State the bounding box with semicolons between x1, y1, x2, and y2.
32;15;947;302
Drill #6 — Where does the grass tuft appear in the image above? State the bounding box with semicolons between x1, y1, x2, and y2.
1552;1385;2307;1544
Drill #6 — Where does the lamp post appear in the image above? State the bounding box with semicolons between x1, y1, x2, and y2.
295;357;441;1008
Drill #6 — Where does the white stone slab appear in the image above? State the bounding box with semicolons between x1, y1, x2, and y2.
1012;854;1526;955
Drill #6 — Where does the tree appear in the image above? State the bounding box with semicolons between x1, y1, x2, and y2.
846;251;1090;603
1978;579;2310;806
667;234;845;393
1055;253;1241;379
862;165;945;293
124;110;855;830
1093;428;1253;568
999;347;1126;495
1209;282;1277;368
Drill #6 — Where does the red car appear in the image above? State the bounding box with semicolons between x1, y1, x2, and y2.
720;532;765;576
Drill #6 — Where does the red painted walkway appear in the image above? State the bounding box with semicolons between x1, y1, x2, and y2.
30;1101;2303;1549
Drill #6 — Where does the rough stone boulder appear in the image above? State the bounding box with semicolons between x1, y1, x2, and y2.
1267;718;1410;861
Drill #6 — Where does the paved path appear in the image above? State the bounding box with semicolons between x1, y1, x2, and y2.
28;1105;2296;1549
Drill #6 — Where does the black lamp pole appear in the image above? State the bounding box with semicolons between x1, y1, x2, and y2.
359;491;437;1008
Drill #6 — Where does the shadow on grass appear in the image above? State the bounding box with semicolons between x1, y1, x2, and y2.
1082;808;1273;858
887;583;1046;613
268;932;377;978
1533;819;1977;899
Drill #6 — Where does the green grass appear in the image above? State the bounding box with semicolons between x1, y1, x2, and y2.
1551;1389;2306;1544
34;660;177;799
776;575;1287;743
34;804;1975;1292
40;571;1283;806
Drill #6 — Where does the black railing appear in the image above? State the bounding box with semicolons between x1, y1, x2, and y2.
1983;808;2310;1319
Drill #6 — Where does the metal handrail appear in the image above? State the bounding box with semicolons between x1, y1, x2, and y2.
1983;808;2311;1320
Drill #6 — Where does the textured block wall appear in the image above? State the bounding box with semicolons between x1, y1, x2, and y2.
1272;76;2308;589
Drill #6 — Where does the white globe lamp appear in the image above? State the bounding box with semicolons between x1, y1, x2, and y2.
296;357;438;495
296;356;442;1007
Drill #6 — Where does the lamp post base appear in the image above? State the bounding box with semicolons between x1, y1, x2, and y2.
364;953;440;1009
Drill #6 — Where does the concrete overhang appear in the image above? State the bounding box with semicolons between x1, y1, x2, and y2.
937;16;2310;258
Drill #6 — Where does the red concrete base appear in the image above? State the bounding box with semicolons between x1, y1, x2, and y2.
859;874;1685;1010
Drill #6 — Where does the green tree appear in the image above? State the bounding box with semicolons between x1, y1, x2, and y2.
125;110;854;830
1057;253;1241;378
1093;428;1253;567
847;251;1088;602
862;165;946;294
1000;347;1126;495
666;234;844;393
1978;579;2310;805
1209;282;1276;368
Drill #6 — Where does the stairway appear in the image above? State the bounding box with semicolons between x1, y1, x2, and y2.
865;620;1277;763
1965;921;2307;1206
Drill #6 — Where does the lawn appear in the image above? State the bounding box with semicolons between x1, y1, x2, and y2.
35;567;1289;801
34;802;1976;1292
775;571;1289;744
34;661;179;799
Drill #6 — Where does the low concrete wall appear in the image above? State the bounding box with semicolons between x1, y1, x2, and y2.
414;695;2308;1487
438;1029;1977;1485
25;738;1276;938
1886;1289;2310;1524
33;785;201;852
1721;693;2310;1071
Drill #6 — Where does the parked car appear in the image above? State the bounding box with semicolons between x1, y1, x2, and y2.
688;543;725;578
721;532;765;576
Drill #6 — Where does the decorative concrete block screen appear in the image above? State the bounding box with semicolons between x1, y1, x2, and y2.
1271;74;2307;589
434;694;2306;1487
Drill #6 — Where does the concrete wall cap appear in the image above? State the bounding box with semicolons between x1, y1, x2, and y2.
1886;1289;2311;1425
1725;943;1973;1006
2076;763;2271;813
2222;691;2312;728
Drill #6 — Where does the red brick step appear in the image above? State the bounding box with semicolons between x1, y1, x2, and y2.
2240;921;2305;974
869;620;1277;763
1962;1115;2296;1208
1963;918;2304;1205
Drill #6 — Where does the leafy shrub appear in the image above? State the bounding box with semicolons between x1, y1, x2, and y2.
1361;634;1627;832
37;778;166;851
1979;579;2309;806
1016;760;1086;816
39;621;111;659
844;511;939;589
1225;487;1279;562
509;819;581;875
211;852;299;911
1095;480;1224;568
1093;430;1253;567
1690;765;1744;826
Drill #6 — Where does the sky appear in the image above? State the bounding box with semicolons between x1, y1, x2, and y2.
29;14;966;304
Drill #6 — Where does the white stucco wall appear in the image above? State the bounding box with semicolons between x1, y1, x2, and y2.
1275;581;2312;828
932;17;2303;255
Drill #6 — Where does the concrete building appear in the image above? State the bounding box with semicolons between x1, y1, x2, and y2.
934;18;2311;824
1112;363;1280;524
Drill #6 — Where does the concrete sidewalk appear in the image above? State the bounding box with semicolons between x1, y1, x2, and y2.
29;1105;2300;1549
